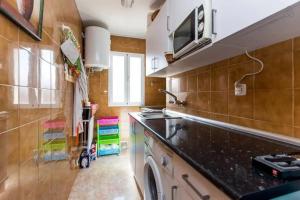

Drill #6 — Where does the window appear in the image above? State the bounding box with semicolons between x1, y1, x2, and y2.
109;52;144;106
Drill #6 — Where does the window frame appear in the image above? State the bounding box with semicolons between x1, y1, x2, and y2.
108;51;145;107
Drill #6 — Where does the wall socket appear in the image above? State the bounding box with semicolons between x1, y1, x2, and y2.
235;83;247;96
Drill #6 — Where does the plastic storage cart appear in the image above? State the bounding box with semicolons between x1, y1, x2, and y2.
97;116;120;156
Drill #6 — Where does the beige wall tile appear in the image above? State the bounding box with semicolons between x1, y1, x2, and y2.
255;40;292;58
19;48;38;88
0;171;19;200
228;61;254;90
19;122;38;164
0;128;19;176
186;92;198;110
19;87;39;125
20;161;38;200
294;127;300;139
187;75;197;92
229;52;255;65
197;70;211;91
179;76;188;93
211;65;228;91
171;77;179;93
254;51;293;89
211;113;229;123
111;36;145;54
254;89;292;125
0;37;18;85
167;38;299;137
211;91;228;114
294;89;300;126
0;0;82;198
228;89;253;118
0;85;19;133
0;17;18;41
197;92;211;112
294;50;300;89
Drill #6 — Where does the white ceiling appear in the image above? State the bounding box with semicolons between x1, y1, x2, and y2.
75;0;165;38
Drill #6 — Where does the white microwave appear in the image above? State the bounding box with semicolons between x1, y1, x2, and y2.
173;0;212;58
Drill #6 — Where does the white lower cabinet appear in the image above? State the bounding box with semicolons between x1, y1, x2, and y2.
162;168;193;200
171;184;193;200
173;154;231;200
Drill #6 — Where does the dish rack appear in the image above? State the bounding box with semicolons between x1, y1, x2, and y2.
97;116;120;156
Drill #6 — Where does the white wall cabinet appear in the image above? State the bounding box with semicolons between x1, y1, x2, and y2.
212;0;299;42
146;0;300;77
146;2;170;76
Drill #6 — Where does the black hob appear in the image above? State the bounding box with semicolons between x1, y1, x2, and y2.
253;153;300;179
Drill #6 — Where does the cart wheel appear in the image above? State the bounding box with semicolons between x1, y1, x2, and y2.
79;155;90;168
79;150;90;168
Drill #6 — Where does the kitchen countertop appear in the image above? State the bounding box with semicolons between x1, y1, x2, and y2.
129;112;300;200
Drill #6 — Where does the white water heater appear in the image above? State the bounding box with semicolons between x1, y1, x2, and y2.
84;26;111;70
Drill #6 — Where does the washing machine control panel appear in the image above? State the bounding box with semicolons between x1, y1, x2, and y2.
159;153;173;176
160;155;169;167
145;130;174;175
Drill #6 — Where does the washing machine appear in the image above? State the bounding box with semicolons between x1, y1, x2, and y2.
144;130;177;200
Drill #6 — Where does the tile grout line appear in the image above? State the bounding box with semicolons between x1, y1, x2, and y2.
292;38;295;137
209;65;212;117
253;51;256;123
17;27;20;194
227;61;229;121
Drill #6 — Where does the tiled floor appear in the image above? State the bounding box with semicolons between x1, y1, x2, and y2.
68;150;141;200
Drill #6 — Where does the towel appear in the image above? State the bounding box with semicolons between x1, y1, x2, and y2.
72;55;89;136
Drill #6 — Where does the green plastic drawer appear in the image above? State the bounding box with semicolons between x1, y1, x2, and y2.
43;140;66;151
98;134;120;145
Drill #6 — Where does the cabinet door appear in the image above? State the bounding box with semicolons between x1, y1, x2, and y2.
212;0;299;42
153;2;170;71
168;0;202;33
173;155;231;200
163;174;193;200
135;122;145;192
146;23;156;76
129;117;136;175
146;2;170;76
170;184;193;200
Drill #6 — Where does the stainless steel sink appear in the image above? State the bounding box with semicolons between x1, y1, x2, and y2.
138;112;181;120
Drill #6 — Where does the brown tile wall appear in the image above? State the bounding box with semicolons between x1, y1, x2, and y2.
89;36;166;141
167;38;300;138
0;0;82;199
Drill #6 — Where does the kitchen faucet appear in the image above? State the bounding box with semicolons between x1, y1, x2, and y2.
159;89;186;105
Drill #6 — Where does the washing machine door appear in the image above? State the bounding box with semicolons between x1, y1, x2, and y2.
144;156;164;200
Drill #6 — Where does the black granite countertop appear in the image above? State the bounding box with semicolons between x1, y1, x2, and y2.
129;112;300;200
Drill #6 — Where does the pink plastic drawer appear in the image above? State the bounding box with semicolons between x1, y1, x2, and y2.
97;116;119;126
43;120;65;129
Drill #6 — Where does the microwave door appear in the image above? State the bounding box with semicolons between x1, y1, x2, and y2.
173;10;197;58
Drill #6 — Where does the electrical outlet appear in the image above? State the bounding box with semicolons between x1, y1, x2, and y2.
235;83;247;96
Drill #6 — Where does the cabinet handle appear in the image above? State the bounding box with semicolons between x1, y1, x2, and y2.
212;9;217;35
171;186;177;200
167;16;170;32
151;57;155;70
153;57;158;70
182;174;210;200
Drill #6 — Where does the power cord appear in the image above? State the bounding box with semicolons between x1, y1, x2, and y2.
234;50;264;86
